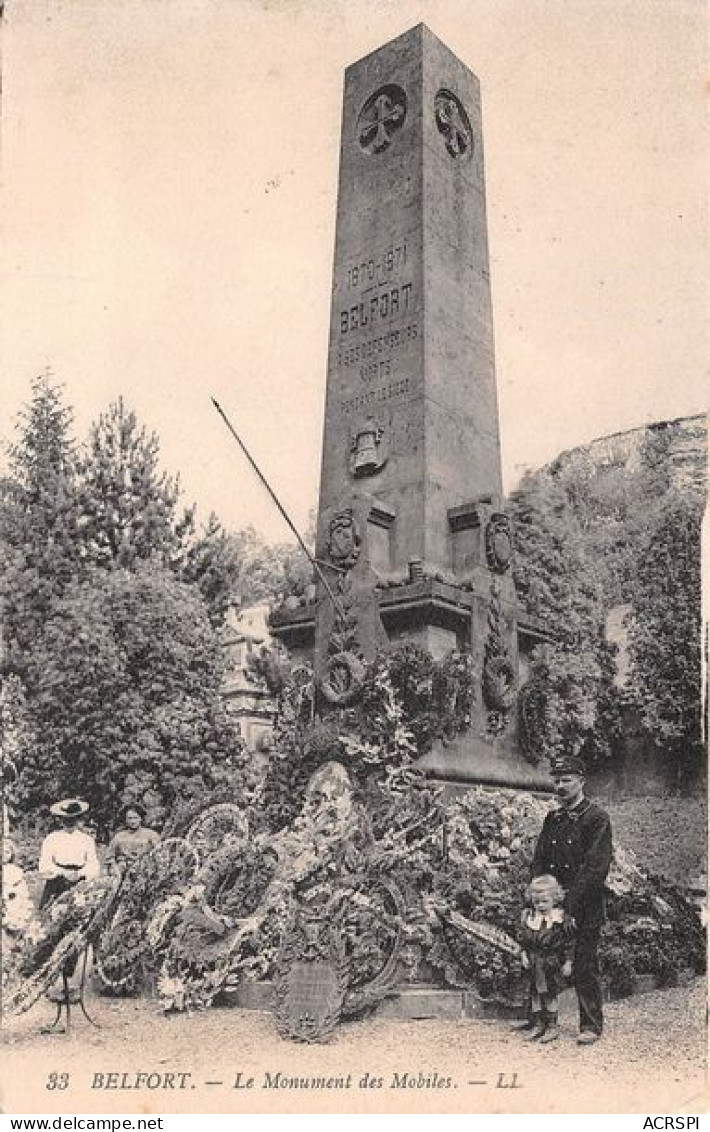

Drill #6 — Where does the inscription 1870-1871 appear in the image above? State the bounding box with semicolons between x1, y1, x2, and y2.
346;242;408;289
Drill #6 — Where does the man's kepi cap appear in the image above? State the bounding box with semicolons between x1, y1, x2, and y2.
549;756;586;777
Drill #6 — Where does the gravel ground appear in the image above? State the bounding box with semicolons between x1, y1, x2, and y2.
1;980;707;1115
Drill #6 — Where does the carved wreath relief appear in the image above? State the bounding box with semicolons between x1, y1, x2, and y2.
357;85;407;154
320;510;365;707
435;90;473;158
482;578;517;735
480;513;516;731
484;513;512;574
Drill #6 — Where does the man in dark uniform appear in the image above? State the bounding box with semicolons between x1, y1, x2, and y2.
530;755;613;1045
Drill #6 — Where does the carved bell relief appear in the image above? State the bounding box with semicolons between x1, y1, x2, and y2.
350;415;388;478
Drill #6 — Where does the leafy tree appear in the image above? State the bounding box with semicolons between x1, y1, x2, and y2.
509;470;619;765
178;512;244;626
19;562;249;833
0;674;36;827
231;516;314;608
626;493;703;786
1;379;317;826
512;421;705;775
545;425;692;606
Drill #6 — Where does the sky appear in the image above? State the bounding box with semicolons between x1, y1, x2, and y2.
2;0;707;542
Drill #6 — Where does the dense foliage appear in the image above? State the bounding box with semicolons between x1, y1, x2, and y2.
509;470;621;767
0;375;280;828
20;563;248;832
511;422;706;780
230;518;315;609
626;493;703;787
606;797;706;887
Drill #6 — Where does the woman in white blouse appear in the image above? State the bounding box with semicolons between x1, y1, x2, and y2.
38;798;100;909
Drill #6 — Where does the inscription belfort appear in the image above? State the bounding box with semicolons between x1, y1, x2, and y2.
339;281;413;335
336;237;418;408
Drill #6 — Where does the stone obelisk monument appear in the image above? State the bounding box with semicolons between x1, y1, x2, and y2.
272;25;548;788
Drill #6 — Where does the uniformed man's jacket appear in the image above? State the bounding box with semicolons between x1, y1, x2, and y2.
531;800;613;926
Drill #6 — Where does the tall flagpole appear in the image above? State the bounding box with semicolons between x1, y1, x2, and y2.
211;397;346;625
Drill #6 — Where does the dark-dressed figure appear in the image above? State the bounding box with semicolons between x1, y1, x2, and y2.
531;755;613;1045
105;803;160;874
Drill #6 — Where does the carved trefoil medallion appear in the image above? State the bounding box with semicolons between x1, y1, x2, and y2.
350;414;388;478
357;85;407;154
434;90;473;158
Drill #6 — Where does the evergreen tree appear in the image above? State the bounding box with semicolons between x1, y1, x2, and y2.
0;371;82;664
76;399;246;623
76;397;195;570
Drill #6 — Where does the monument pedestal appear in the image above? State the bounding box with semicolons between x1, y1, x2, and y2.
418;732;552;793
271;582;552;791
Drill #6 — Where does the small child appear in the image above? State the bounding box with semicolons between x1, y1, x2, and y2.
516;874;575;1044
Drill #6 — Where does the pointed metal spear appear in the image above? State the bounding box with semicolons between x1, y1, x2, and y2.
210;397;346;624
